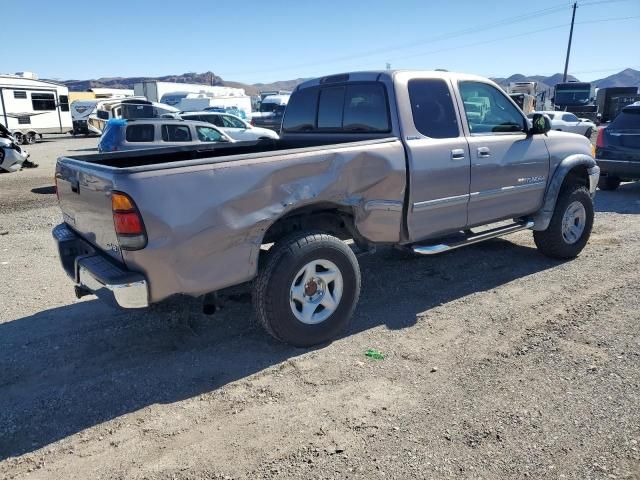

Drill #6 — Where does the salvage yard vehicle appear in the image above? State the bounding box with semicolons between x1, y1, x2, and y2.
527;111;596;137
98;118;234;152
0;123;30;172
595;102;640;190
53;70;599;347
251;94;290;131
179;111;279;141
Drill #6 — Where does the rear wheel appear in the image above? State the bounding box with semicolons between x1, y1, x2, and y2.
25;132;37;144
533;184;594;259
253;232;361;347
12;132;24;145
598;176;621;191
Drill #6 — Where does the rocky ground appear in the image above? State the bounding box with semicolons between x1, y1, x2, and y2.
0;135;639;480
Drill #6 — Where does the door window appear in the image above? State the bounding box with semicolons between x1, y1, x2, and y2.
59;95;70;112
459;81;526;134
126;124;155;142
562;113;579;122
196;126;224;142
408;79;460;138
161;124;192;142
221;115;245;128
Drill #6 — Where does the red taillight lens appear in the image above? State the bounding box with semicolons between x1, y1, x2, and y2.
113;212;143;235
111;192;147;250
596;128;605;148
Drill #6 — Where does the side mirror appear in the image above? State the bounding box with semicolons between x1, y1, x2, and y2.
530;113;551;135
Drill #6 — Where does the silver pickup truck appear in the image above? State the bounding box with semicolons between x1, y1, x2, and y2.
53;70;599;346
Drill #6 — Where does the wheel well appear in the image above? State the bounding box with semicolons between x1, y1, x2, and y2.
561;165;589;190
261;205;358;246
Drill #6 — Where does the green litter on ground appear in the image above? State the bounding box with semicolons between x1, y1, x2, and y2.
365;349;385;360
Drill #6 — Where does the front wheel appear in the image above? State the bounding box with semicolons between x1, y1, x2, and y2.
533;185;594;259
253;232;361;347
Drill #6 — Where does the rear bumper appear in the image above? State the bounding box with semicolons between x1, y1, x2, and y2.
596;158;640;180
52;223;149;308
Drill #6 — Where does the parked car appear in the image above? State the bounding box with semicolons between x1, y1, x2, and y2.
0;123;30;172
527;111;596;137
54;70;599;347
251;94;290;132
595;101;640;190
179;111;279;141
98;118;234;153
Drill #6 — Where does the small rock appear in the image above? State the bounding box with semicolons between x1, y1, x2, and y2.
431;367;438;373
0;230;8;236
589;365;597;372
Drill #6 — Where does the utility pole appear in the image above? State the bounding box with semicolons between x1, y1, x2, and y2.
563;2;577;82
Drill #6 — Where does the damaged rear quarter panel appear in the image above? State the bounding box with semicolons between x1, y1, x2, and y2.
118;139;407;302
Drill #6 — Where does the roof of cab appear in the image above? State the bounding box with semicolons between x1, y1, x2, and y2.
294;70;500;91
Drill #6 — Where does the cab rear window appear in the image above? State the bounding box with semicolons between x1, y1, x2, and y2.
611;109;640;130
282;82;390;133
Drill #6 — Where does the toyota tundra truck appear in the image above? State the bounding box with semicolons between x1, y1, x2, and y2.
53;71;600;347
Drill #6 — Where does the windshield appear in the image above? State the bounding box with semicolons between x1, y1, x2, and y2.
260;102;285;113
555;89;590;105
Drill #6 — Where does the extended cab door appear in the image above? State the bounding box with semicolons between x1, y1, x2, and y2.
455;80;549;227
395;73;471;241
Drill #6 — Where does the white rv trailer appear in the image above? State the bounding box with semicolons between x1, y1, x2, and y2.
135;80;247;103
86;97;179;135
71;89;134;134
0;73;72;144
176;92;253;117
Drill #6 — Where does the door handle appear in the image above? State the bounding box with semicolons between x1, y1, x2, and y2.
477;147;491;158
451;149;466;160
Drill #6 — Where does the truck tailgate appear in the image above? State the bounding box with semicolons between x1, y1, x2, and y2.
55;158;123;262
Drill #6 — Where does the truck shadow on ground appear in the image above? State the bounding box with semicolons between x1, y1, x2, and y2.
594;182;640;214
0;237;560;459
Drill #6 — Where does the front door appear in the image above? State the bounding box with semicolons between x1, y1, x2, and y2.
456;81;549;227
398;74;471;242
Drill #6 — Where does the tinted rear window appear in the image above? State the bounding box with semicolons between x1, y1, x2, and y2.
282;82;390;133
282;88;318;132
126;124;155;142
611;109;640;130
408;79;459;138
162;124;192;142
317;86;345;129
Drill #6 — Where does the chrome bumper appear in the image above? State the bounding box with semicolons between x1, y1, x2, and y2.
52;223;149;309
588;165;600;196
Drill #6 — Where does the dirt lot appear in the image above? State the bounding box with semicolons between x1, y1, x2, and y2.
1;135;639;480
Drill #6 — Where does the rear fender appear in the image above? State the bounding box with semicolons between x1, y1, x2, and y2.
532;154;599;231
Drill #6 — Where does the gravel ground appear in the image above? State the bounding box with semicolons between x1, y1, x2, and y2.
0;135;639;480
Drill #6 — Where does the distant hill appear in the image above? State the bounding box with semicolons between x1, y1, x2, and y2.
592;68;640;88
57;68;640;98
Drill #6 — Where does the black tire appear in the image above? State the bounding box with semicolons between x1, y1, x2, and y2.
12;132;24;145
584;127;593;138
253;232;361;347
25;132;37;144
598;176;621;191
533;185;594;259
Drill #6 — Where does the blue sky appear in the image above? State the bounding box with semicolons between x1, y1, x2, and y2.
4;0;639;84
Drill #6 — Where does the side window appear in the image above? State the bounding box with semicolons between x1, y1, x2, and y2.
282;88;318;132
14;91;27;99
59;95;70;112
221;115;245;128
562;113;579;122
343;84;390;132
196;126;224;142
317;86;345;129
126;124;155;142
408;79;459;138
203;115;224;127
459;81;525;134
31;93;56;111
162;124;192;142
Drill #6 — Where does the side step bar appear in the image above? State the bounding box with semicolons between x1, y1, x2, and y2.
412;220;534;255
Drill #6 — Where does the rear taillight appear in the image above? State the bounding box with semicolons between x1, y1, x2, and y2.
596;128;605;148
111;191;147;250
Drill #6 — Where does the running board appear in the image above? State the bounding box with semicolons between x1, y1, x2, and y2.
412;220;534;255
